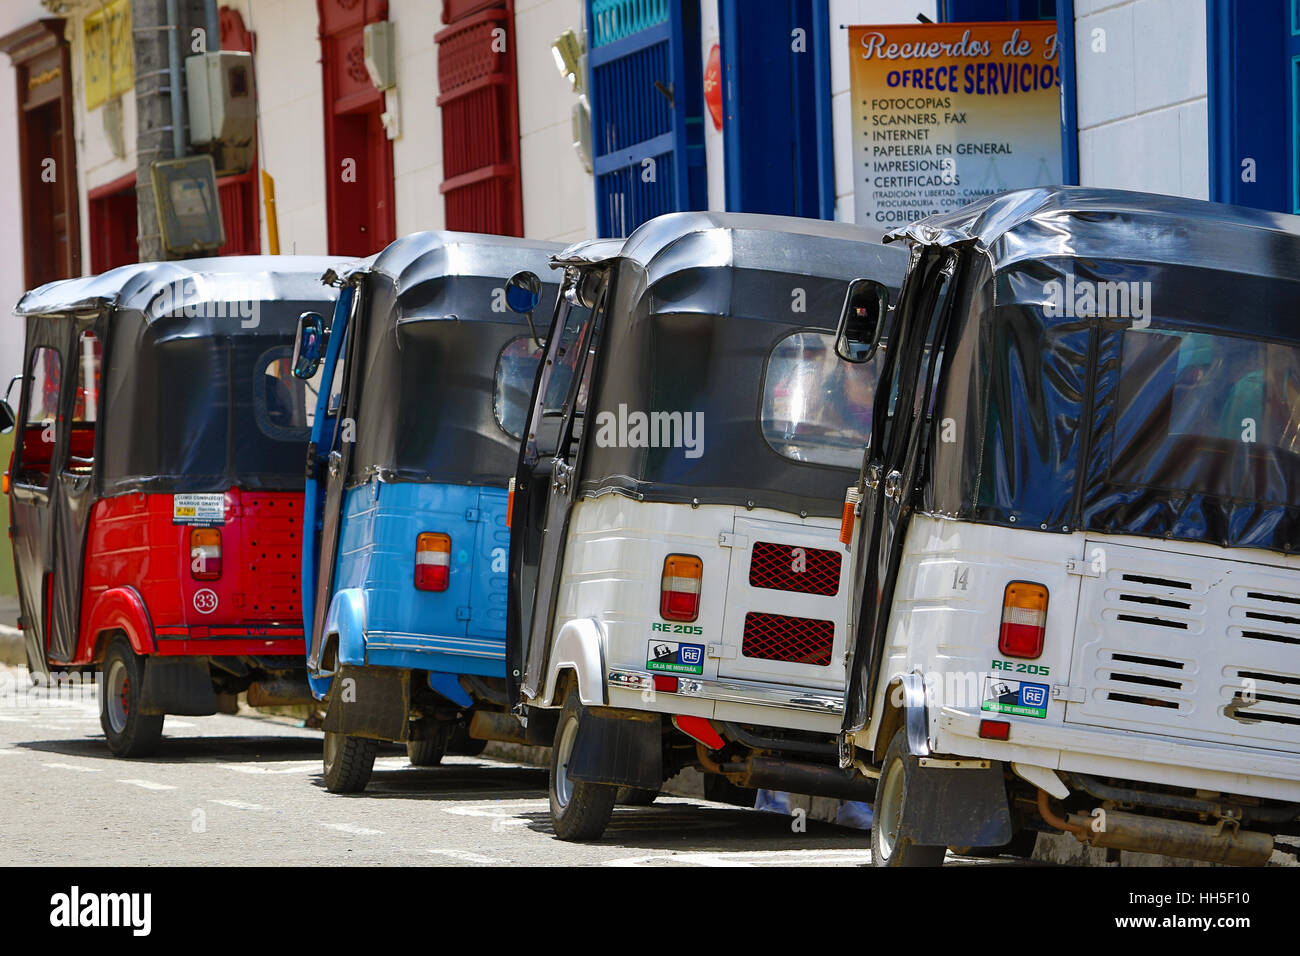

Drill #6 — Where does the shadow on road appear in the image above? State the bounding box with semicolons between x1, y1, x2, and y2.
17;734;323;764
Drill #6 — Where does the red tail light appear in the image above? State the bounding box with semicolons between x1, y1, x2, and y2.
415;532;451;591
660;554;702;622
190;528;222;580
505;477;515;529
998;581;1048;659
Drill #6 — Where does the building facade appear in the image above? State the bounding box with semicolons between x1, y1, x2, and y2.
0;1;1290;600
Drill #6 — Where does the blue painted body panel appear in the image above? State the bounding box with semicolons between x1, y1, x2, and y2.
308;480;510;700
302;282;513;707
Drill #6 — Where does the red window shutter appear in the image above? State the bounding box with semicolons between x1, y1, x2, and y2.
436;2;522;237
215;169;260;255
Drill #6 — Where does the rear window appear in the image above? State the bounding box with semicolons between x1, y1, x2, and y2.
1111;328;1300;505
495;336;543;440
254;346;319;441
761;331;883;469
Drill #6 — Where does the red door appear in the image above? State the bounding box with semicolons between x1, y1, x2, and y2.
317;0;395;257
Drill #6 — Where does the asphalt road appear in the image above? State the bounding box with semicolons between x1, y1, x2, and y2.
0;662;920;867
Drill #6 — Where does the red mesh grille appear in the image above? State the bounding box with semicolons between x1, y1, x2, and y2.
742;613;834;666
748;541;841;596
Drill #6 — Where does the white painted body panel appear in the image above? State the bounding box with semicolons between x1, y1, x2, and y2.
531;495;850;734
869;515;1300;802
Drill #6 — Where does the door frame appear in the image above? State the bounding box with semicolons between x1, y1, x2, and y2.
843;250;961;738
506;276;608;706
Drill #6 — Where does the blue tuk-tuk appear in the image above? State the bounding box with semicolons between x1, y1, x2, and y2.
293;232;562;791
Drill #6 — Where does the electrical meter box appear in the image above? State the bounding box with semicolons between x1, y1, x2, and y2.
151;155;226;258
186;51;256;174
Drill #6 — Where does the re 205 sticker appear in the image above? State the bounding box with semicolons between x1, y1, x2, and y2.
646;640;704;675
981;675;1049;719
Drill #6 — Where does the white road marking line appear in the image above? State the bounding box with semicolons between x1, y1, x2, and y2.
427;849;501;864
321;822;383;835
438;806;530;827
42;762;101;772
210;799;270;811
117;778;177;791
221;764;314;775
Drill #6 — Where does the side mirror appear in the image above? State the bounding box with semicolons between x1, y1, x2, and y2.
0;400;13;435
505;271;542;314
835;278;890;364
505;270;547;347
292;311;327;380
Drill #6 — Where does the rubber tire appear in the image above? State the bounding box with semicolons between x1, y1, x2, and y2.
872;727;947;867
446;723;488;757
322;731;378;793
99;637;164;758
616;786;660;806
406;736;445;767
549;687;618;841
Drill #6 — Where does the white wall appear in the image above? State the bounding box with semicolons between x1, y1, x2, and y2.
828;0;938;223
515;0;596;243
388;0;444;236
1073;0;1208;199
66;11;138;271
228;0;329;255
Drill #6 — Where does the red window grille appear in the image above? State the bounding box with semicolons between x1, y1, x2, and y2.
436;1;523;236
748;541;841;596
216;169;260;255
741;612;834;666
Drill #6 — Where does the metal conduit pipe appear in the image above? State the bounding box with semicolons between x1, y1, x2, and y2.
716;721;837;756
1066;772;1300;825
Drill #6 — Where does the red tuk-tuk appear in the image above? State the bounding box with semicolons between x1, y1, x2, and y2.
5;257;349;756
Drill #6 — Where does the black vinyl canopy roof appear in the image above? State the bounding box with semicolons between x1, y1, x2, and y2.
14;256;351;495
893;186;1300;554
571;212;910;518
344;231;564;487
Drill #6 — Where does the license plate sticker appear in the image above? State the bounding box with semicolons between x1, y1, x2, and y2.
981;676;1049;719
646;640;704;675
173;493;226;526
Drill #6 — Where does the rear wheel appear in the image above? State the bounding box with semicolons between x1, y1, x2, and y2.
322;731;378;793
406;736;445;767
872;727;946;867
616;786;660;806
446;723;488;757
549;687;617;840
99;637;163;757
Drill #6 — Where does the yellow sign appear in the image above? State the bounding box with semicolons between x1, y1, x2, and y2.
848;22;1062;228
84;0;133;110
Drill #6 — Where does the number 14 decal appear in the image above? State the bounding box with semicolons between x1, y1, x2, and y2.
952;566;969;591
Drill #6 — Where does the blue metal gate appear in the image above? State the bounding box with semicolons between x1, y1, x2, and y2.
587;0;706;237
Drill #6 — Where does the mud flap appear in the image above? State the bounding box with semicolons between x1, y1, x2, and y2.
566;707;661;790
907;759;1013;847
522;705;557;746
321;665;411;741
138;656;217;716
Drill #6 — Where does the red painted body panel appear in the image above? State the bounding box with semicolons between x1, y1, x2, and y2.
72;488;304;664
